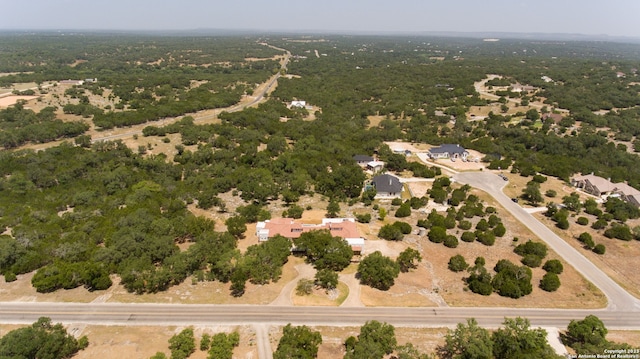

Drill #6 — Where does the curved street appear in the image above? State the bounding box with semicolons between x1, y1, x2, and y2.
453;171;640;312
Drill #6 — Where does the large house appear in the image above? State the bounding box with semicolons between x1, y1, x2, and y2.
428;144;469;161
371;174;403;199
256;218;365;253
571;174;640;206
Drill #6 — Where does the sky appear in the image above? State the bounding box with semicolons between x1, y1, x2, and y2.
2;0;639;39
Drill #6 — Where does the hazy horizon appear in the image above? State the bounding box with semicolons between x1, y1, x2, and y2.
1;0;639;39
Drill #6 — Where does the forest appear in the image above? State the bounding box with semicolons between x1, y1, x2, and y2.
1;33;640;298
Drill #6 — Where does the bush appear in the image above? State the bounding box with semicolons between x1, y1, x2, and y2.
4;272;17;282
532;174;548;183
604;223;633;241
392;221;412;234
492;223;506;237
428;226;447;243
476;231;495;246
296;279;314;296
443;235;459;248
448;255;468;272
593;244;606;255
378;224;404;241
461;231;476;242
457;220;472;230
355;213;372;223
514;240;548;258
391;198;403;206
475;219;489;231
591;219;608;230
539;272;561;292
521;254;542;268
545;189;557;197
576;217;589;225
394;203;412;218
542;259;564;274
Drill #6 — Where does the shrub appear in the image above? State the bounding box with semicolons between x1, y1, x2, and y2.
540;272;561;292
296;279;314;296
545;189;557;197
591;219;608;230
514;240;548;258
532;174;548;183
443;235;459;248
378;224;404;241
593;244;606;255
394;203;412;218
521;254;542;268
476;231;496;246
448;255;468;272
457;220;472;230
392;221;412;234
4;272;17;282
355;213;371;223
428;226;447;243
461;231;476;242
542;259;564;274
492;223;506;237
576;217;589;226
391;198;403;206
475;219;489;231
604;223;633;241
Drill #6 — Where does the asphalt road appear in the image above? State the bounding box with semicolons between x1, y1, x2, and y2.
1;302;639;330
453;171;640;312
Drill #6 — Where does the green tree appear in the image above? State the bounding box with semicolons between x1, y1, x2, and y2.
225;216;247;239
542;259;564;274
448;255;469;272
326;199;340;218
357;251;400;290
169;328;196;359
539;272;561;292
296;278;314;296
378;223;404;241
273;324;322;359
344;321;396;359
293;230;353;271
207;332;239;359
428;226;447;243
0;317;89;359
438;318;493;359
396;248;422;272
522;181;543;205
492;317;561;359
564;315;608;352
395;202;412;218
314;268;338;290
200;333;211;351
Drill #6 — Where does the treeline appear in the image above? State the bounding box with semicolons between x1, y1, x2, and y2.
0;103;88;149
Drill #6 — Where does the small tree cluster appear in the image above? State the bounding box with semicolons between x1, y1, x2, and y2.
358;251;400;290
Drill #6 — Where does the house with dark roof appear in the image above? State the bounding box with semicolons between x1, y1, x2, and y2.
428;144;469;161
371;174;403;199
353;155;374;167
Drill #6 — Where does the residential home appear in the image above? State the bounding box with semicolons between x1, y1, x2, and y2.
290;100;306;108
371;174;403;199
353;155;374;167
542;113;564;124
367;160;384;173
255;217;365;253
428;144;469;161
572;174;640;206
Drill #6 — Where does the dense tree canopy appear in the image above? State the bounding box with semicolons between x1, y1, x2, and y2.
0;317;88;359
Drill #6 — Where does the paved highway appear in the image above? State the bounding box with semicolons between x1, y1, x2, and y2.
453;171;640;312
1;302;639;330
